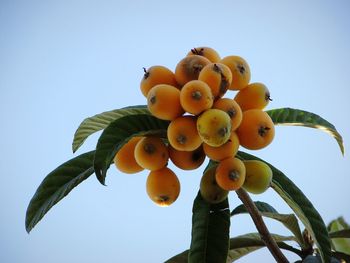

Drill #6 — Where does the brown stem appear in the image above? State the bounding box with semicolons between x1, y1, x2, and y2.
236;188;289;263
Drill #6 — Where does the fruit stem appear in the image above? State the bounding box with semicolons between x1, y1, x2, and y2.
236;188;289;263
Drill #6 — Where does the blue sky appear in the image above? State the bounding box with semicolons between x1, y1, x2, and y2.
1;0;350;262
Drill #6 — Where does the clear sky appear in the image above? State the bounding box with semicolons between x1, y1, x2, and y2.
1;0;349;262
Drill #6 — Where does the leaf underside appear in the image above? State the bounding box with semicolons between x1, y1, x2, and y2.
231;202;304;247
188;192;230;263
166;233;299;263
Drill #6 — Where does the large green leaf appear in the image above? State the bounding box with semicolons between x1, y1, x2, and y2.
188;192;230;263
237;151;332;263
25;151;95;233
266;108;344;155
231;202;304;247
328;217;350;254
165;233;300;263
93;114;169;185
72;105;149;153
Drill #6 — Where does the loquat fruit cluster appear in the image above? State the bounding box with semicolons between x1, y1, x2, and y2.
114;47;275;206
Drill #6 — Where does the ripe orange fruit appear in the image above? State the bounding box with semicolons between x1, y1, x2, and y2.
146;167;180;207
147;84;184;120
167;115;202;151
175;55;211;86
134;136;169;171
203;132;239;162
140;66;178;97
198;63;232;100
220;56;250;90
169;145;206;170
236;109;275;150
234;82;271;111
187;47;221;63
114;137;144;174
213;98;242;131
215;157;246;191
180;80;213;115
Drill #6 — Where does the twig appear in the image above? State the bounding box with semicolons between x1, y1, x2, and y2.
236;188;289;263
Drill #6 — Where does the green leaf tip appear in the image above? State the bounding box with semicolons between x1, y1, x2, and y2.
25;151;95;233
72;105;149;153
267;107;345;155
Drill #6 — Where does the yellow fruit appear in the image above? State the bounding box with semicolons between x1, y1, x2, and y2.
234;82;271;111
169;145;206;170
203;132;239;162
146;167;180;207
187;47;221;63
134;136;169;171
220;55;250;90
198;63;232;99
242;160;272;194
180;80;214;115
197;109;231;147
167;116;202;151
113;137;144;174
215;157;246;191
147;84;184;120
175;55;211;86
200;165;229;204
140;66;178;97
213;98;242;131
236;109;275;150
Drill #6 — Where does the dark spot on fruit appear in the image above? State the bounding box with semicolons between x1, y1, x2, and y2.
159;195;169;202
177;134;187;145
150;95;156;104
229;170;239;181
192;90;202;100
258;126;271;137
227;108;236;118
144;143;156;154
213;63;221;73
218;127;228;137
237;64;245;75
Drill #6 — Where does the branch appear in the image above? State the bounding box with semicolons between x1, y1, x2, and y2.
236;188;289;263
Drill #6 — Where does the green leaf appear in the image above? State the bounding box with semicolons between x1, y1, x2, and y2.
266;108;344;155
237;151;332;263
231;202;304;247
188;192;230;263
227;233;301;262
25;151;95;233
72;105;149;153
329;229;350;239
165;233;300;263
93;114;169;185
328;217;350;254
231;201;278;215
